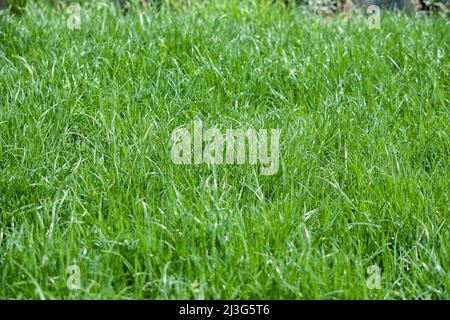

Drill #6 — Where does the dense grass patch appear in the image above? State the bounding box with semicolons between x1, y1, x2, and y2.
0;1;449;299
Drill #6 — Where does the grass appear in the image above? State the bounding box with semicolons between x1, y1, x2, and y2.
0;0;449;299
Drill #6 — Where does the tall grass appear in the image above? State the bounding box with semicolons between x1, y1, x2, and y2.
0;1;449;299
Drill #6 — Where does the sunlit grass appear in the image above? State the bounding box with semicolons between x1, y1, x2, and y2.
0;1;449;299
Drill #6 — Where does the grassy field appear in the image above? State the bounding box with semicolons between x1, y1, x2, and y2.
0;1;449;299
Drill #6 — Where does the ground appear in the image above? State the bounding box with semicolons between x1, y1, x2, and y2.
0;1;449;299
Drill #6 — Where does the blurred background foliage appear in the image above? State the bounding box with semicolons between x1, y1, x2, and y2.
0;0;448;16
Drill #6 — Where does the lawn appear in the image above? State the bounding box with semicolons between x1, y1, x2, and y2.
0;1;449;299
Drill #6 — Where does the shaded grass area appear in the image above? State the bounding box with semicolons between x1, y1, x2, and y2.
0;1;449;299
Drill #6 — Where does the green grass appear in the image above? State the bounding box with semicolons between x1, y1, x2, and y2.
0;1;449;299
